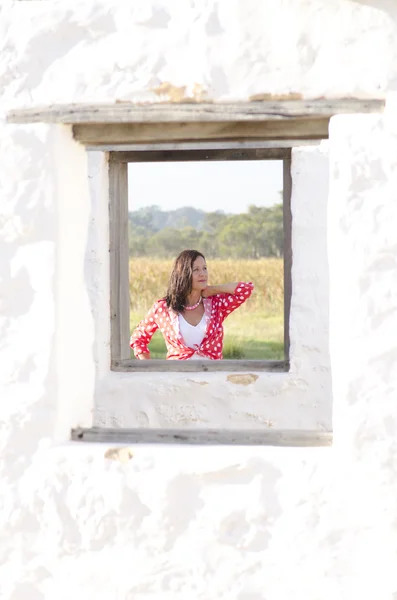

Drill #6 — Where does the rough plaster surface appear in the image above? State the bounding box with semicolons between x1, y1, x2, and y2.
325;110;397;598
0;443;338;600
328;110;397;454
1;2;397;598
1;0;397;108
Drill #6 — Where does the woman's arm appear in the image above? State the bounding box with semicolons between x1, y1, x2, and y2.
130;303;159;360
204;281;255;319
202;283;239;297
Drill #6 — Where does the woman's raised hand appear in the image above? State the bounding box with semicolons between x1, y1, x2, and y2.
201;285;212;298
202;283;239;297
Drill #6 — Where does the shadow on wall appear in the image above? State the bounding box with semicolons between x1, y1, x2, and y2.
0;124;59;483
20;14;118;92
351;0;397;12
351;0;397;33
351;0;397;89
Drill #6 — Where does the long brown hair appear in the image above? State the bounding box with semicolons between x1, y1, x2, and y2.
165;249;205;312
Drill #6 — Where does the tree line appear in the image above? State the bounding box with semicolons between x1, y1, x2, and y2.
128;203;283;259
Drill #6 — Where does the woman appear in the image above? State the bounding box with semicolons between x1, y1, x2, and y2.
130;249;254;360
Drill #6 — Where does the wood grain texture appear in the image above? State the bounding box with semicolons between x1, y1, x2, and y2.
73;119;330;145
71;427;333;446
109;161;130;361
86;140;318;151
283;157;293;360
111;359;289;372
7;99;384;124
109;148;291;162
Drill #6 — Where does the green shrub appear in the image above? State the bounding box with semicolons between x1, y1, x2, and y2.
223;341;245;359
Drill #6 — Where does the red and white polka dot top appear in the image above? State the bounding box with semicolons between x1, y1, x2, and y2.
130;281;254;360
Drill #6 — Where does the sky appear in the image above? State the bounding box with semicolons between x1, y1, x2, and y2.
128;160;282;213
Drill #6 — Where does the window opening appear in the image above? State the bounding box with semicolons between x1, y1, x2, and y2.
109;147;292;372
128;159;284;361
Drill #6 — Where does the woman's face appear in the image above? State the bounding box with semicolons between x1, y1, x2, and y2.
191;256;208;292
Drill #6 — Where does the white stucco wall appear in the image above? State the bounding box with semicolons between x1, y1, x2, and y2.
1;0;397;107
1;2;397;598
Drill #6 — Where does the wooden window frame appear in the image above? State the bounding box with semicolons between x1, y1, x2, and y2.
109;146;292;372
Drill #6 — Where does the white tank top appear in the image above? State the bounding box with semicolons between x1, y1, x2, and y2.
178;313;208;359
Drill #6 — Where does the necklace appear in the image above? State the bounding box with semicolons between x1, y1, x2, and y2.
184;296;202;311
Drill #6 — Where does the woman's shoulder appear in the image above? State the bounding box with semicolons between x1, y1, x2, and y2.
143;299;170;323
151;298;169;314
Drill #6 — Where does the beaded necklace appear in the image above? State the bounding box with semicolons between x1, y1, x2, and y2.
184;296;202;311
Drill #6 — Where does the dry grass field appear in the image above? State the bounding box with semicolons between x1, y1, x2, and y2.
129;258;284;359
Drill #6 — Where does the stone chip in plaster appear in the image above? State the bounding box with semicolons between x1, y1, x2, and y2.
227;374;259;386
104;447;134;463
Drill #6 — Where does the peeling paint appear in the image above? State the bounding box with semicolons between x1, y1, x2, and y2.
191;83;210;102
153;82;187;102
187;379;209;386
249;92;303;102
227;374;259;386
152;81;210;103
104;447;134;463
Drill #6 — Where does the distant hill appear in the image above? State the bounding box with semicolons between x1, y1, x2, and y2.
128;205;225;233
128;204;283;259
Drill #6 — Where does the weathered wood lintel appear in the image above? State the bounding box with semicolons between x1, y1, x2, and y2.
111;359;289;372
71;427;333;446
72;119;329;145
86;140;318;151
7;99;384;124
110;147;291;162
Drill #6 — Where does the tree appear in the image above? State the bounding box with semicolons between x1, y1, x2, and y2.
128;204;284;259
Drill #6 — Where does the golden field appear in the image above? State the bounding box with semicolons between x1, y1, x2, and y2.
129;258;284;359
129;257;283;314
